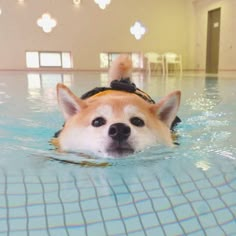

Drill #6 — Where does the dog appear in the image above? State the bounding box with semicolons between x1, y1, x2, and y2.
53;56;181;158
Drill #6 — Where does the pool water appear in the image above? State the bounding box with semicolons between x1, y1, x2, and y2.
0;72;236;236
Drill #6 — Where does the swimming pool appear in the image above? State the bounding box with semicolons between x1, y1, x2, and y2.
0;71;235;236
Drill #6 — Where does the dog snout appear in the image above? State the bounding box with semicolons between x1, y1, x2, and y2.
108;123;131;141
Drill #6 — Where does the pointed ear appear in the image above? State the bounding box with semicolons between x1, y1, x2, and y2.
151;91;181;128
57;83;86;121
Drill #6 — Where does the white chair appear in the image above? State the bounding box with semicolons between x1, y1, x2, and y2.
144;52;165;75
164;52;182;75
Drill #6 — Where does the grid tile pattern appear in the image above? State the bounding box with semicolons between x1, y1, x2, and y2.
0;164;236;236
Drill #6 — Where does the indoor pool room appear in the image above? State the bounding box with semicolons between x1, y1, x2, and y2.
0;1;236;236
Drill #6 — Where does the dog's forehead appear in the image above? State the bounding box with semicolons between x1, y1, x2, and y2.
95;104;144;117
124;104;139;114
96;105;113;117
87;91;151;116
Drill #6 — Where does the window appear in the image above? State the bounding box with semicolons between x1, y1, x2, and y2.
130;21;147;40
40;52;61;67
26;52;39;68
26;51;73;69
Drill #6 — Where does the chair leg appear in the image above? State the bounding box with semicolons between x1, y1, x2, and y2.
148;62;151;75
162;62;165;76
179;62;183;74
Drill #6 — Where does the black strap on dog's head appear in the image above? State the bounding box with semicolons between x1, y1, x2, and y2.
81;78;156;104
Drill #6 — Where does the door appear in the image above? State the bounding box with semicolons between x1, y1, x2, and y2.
206;8;221;74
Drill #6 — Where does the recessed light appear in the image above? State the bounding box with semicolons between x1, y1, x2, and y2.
94;0;111;10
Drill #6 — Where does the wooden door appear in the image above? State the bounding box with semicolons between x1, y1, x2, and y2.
206;8;221;74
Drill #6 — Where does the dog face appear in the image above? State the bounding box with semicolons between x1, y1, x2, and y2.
56;84;181;158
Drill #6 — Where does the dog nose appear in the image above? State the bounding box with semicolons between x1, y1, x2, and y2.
108;123;131;141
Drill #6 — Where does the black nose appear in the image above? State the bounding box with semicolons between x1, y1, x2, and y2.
108;123;131;142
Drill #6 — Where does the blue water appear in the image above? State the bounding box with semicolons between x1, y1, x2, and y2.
0;72;236;236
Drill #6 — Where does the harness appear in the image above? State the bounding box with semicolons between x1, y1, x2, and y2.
81;78;156;104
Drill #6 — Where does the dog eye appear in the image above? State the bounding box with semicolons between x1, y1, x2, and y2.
92;117;106;127
130;117;145;127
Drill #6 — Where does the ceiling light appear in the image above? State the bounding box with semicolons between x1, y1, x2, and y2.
94;0;111;10
73;0;81;6
18;0;25;4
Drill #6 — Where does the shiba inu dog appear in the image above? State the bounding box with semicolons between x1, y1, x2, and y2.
53;55;181;158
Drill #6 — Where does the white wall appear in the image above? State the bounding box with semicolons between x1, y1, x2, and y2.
193;0;236;71
0;0;194;70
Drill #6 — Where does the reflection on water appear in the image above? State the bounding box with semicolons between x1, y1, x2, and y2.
27;73;73;90
204;76;221;105
26;73;74;111
187;76;222;111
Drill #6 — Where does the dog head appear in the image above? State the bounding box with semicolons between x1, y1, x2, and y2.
56;84;181;158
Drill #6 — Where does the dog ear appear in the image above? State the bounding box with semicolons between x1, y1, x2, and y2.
57;83;86;121
151;91;181;128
